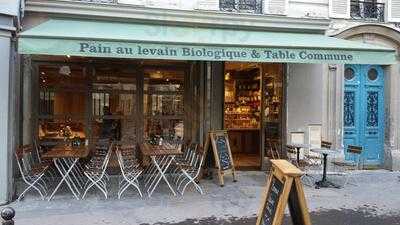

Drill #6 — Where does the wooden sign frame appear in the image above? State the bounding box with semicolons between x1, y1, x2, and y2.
256;160;312;225
204;130;237;186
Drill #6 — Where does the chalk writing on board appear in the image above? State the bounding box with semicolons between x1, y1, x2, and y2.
261;176;283;225
216;135;232;170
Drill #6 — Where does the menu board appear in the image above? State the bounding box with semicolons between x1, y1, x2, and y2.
256;160;312;225
204;130;237;186
260;176;283;225
215;135;232;170
288;181;305;225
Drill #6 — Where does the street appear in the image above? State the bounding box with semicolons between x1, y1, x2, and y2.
6;170;400;225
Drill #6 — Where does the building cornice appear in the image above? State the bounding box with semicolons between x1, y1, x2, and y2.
24;0;330;34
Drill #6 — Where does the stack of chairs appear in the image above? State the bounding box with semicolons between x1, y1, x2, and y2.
116;144;143;199
173;143;205;195
332;145;363;187
285;145;298;166
82;140;113;199
15;145;50;200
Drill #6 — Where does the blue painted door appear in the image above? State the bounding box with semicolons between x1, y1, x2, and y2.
343;65;384;165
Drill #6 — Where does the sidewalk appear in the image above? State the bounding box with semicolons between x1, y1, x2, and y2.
6;170;400;225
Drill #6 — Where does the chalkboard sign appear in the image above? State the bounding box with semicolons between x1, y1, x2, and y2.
256;160;311;225
215;135;232;170
261;175;283;225
204;130;237;186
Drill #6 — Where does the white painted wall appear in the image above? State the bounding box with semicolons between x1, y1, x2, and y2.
116;0;331;19
0;0;20;16
0;36;11;204
287;64;324;144
287;0;329;18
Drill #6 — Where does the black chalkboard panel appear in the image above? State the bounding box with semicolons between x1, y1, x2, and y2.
288;181;305;225
261;176;283;225
215;135;232;171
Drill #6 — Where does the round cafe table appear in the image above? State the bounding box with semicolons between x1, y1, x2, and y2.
310;148;342;189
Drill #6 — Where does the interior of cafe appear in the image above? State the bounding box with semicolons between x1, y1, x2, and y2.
35;57;197;168
223;62;284;170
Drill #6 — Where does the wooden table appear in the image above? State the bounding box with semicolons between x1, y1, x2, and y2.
141;143;182;197
43;145;90;200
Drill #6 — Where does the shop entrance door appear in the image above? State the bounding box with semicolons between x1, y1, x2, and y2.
343;65;384;165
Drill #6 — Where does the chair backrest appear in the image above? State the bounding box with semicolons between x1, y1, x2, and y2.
346;145;363;167
286;145;296;153
15;145;34;178
192;146;205;178
116;146;139;178
321;141;332;149
97;142;113;175
188;143;198;161
347;145;362;154
116;149;126;174
32;138;43;163
285;145;298;161
119;144;136;157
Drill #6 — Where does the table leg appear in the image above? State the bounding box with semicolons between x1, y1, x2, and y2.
61;159;83;192
296;147;300;166
315;153;340;189
147;155;176;197
322;154;328;183
48;158;80;201
145;156;168;186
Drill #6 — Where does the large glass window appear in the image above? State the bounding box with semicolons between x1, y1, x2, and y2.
38;64;88;147
90;66;137;143
143;68;184;143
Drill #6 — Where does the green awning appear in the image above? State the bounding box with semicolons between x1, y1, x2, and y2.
18;19;396;64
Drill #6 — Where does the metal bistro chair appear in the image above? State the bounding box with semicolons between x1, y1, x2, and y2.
286;145;298;166
32;138;57;180
82;142;113;199
267;140;281;159
304;141;331;172
321;141;333;149
332;145;363;187
116;145;143;199
174;146;205;195
172;142;197;183
15;145;49;200
300;142;330;186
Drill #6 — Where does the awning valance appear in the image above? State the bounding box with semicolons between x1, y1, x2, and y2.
18;19;396;64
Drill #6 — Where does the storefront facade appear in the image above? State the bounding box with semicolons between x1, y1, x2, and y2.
18;13;395;167
0;0;397;204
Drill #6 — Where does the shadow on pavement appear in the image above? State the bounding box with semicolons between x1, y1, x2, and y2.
150;208;400;225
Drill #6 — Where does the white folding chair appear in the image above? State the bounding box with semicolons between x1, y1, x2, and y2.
32;138;57;180
300;152;322;186
285;145;298;166
332;145;363;187
175;148;205;195
116;146;143;199
82;142;113;199
15;145;49;200
173;143;197;184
